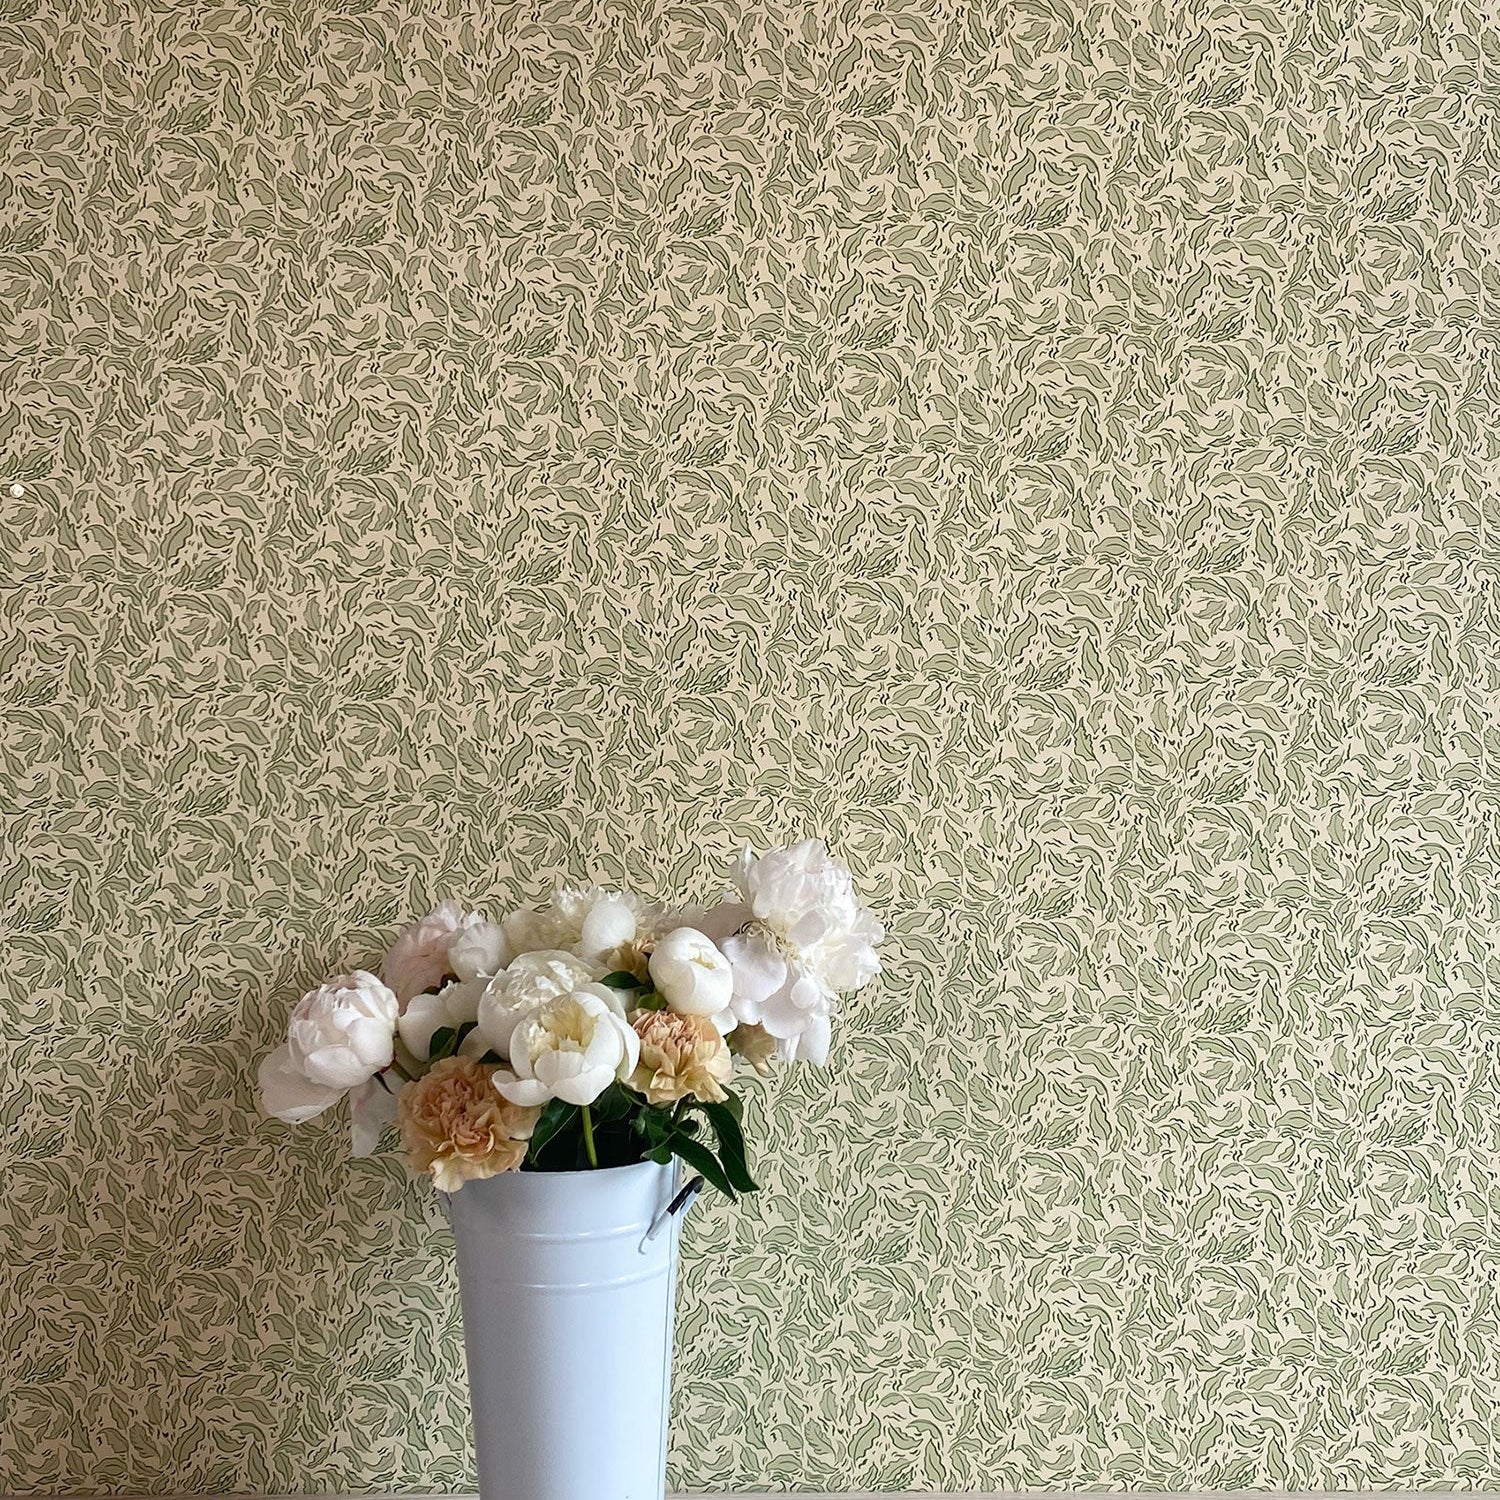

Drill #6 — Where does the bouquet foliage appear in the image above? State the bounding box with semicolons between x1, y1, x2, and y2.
259;841;883;1198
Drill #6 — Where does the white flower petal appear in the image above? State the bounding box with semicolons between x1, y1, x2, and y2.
398;979;487;1062
796;1012;833;1067
583;980;630;1020
610;1011;640;1077
552;1065;614;1106
819;930;883;992
758;964;835;1045
448;919;511;981
533;1049;585;1090
507;1020;538;1078
789;973;824;1012
723;934;787;1023
473;949;653;1108
649;927;734;1017
676;900;750;947
475;952;597;1059
506;887;660;965
301;1043;380;1090
494;1070;551;1108
386;904;471;1002
443;977;486;1026
475;984;522;1059
258;1044;345;1123
502;904;569;957
581;1013;624;1072
534;1048;615;1106
786;909;831;950
726;841;882;1045
757;990;806;1040
346;1014;398;1066
287;971;398;1089
349;1076;398;1156
579;896;637;959
397;990;450;1062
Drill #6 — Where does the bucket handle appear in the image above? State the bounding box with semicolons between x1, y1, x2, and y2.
640;1174;704;1250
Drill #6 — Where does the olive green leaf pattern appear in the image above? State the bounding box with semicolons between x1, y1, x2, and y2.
3;0;1499;1492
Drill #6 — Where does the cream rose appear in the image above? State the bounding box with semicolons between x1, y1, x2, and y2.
397;1056;539;1191
629;1010;732;1105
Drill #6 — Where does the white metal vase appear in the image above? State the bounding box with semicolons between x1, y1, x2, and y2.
446;1160;688;1500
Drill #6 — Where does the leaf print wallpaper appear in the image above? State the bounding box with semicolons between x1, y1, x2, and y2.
3;0;1499;1493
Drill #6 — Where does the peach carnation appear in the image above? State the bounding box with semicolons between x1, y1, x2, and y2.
629;1010;732;1105
398;1056;539;1192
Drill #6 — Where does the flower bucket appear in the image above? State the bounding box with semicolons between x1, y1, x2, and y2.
445;1160;686;1500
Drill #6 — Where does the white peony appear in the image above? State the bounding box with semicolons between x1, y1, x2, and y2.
649;926;736;1031
448;918;511;981
720;934;837;1064
398;977;488;1062
385;901;476;1003
474;950;602;1060
494;985;640;1107
720;841;884;1066
286;970;400;1088
575;891;641;962
732;841;884;990
500;904;569;956
503;886;661;969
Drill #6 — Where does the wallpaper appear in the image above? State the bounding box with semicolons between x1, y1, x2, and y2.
3;0;1499;1492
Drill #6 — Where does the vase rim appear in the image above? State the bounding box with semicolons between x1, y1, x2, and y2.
515;1159;668;1181
442;1156;677;1218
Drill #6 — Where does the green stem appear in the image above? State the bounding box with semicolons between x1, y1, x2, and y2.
581;1103;598;1169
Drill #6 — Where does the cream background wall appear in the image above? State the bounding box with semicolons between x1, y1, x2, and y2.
4;0;1499;1492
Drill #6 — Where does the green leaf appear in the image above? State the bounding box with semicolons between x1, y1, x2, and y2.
427;1026;457;1060
456;1020;478;1044
664;1132;736;1200
598;970;640;989
527;1099;578;1162
590;1081;635;1123
700;1100;758;1194
634;989;668;1011
636;1104;674;1143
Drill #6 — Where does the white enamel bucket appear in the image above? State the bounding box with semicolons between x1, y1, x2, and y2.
445;1161;688;1500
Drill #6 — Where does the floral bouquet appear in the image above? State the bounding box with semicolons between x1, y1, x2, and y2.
258;841;884;1199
